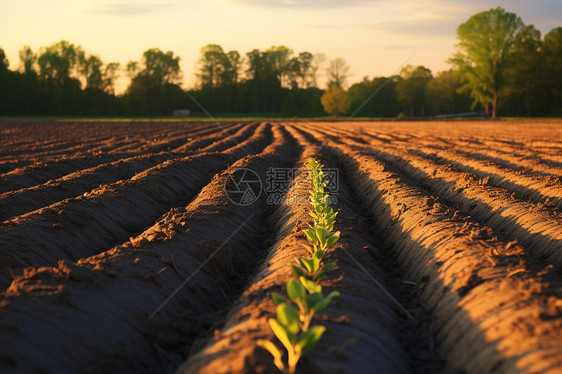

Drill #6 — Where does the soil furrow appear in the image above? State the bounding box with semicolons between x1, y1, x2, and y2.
354;144;562;267
411;147;562;210
178;142;414;374
323;141;562;374
171;122;250;153
301;123;562;269
0;155;122;194
0;124;297;374
424;144;562;179
0;125;273;287
197;122;261;153
0;153;179;222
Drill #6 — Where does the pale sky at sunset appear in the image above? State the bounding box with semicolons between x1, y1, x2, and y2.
1;0;561;93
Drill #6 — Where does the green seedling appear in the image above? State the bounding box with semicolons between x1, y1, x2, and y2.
291;250;337;281
257;301;327;373
259;158;341;373
303;227;340;252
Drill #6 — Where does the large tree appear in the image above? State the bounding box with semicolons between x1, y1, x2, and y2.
449;7;524;118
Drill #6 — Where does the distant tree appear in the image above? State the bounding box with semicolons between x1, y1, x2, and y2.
80;55;104;89
141;48;180;85
287;57;301;89
197;44;229;88
309;53;325;88
103;62;120;95
348;76;401;117
321;84;350;117
0;48;8;73
79;54;120;94
425;70;473;115
245;48;282;112
0;48;10;113
19;46;36;75
37;40;84;85
542;27;562;114
396;65;432;117
449;7;525;118
502;25;545;116
297;52;313;88
125;60;138;79
125;48;184;115
266;45;292;87
326;57;350;88
226;50;242;85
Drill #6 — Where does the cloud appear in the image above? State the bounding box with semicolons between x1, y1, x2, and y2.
372;18;459;36
237;0;379;9
88;2;175;16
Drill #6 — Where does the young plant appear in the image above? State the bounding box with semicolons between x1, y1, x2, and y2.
259;158;341;373
257;279;339;373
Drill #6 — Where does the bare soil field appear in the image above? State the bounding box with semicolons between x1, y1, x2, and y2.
0;119;561;373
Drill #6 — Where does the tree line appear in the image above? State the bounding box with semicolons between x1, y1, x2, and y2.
0;7;560;118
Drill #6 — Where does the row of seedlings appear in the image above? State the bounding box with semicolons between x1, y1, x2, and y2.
258;158;341;373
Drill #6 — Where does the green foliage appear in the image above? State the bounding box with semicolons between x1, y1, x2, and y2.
449;7;525;118
321;84;351;117
3;27;562;117
326;57;350;88
396;65;433;117
426;69;474;115
37;40;84;85
260;158;340;373
542;27;562;115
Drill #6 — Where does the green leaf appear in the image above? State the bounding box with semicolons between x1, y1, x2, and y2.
256;339;285;371
299;276;322;293
296;325;326;355
298;257;312;273
290;264;305;277
269;318;294;352
301;243;315;255
313;271;326;282
326;210;338;221
315;227;331;247
301;256;319;273
313;249;325;260
271;292;287;305
277;303;300;338
314;204;324;214
325;231;340;247
286;279;306;303
311;291;340;313
304;292;323;311
322;262;337;271
303;228;318;245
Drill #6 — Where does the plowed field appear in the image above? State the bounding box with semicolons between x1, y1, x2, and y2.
1;120;561;374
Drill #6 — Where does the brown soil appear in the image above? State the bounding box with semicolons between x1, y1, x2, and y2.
0;119;561;374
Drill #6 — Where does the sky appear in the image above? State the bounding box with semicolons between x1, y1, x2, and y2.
1;0;561;93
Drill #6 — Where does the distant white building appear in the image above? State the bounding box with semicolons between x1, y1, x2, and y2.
173;109;191;117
